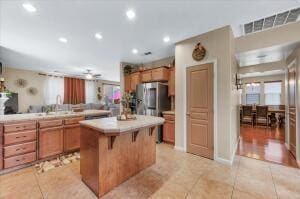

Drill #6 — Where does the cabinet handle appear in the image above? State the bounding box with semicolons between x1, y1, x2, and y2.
23;135;27;138
15;136;20;139
16;148;21;151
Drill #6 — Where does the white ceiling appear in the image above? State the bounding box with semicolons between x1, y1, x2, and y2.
236;42;299;67
0;0;299;81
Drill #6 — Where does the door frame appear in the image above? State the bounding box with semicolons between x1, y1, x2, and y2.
286;59;300;164
185;60;218;160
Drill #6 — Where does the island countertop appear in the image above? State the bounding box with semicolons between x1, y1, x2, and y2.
79;115;164;134
0;109;111;123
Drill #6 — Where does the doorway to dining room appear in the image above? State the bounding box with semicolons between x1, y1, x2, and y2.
237;69;298;168
236;43;300;168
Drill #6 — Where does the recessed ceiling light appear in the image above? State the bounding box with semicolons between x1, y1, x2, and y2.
126;9;136;20
95;33;103;40
59;37;68;43
163;36;170;43
22;3;36;13
132;49;138;54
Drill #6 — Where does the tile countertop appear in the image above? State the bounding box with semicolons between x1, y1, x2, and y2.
80;115;165;135
162;111;175;115
0;109;111;123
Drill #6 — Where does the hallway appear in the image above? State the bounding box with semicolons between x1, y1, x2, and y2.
237;125;298;168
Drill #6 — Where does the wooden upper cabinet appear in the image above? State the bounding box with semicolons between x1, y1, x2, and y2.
124;75;131;92
141;70;152;82
151;67;169;81
168;67;175;96
140;67;169;83
130;72;140;92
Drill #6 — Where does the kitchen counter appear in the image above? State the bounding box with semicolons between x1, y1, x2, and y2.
162;110;175;115
80;115;163;197
79;115;164;134
0;109;111;123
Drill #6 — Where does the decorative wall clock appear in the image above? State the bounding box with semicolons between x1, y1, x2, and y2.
192;42;206;61
27;87;38;96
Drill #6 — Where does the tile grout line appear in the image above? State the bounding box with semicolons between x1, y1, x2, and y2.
230;156;241;199
184;171;205;199
269;164;279;199
33;170;45;199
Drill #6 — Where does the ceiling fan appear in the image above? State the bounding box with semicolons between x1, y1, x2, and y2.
82;69;102;79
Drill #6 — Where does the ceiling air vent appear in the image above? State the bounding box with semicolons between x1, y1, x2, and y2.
243;7;300;35
144;51;152;55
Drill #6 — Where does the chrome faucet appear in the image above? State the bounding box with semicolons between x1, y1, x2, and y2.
55;94;62;113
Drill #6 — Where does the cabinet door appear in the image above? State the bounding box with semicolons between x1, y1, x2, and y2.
168;68;175;96
163;120;175;144
39;127;63;159
124;75;131;92
130;72;140;92
141;71;152;82
151;68;169;81
64;124;80;152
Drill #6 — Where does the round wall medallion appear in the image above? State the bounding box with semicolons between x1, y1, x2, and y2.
15;78;28;88
192;42;206;61
27;87;38;96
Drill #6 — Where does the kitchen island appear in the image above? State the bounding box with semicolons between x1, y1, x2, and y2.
79;115;164;198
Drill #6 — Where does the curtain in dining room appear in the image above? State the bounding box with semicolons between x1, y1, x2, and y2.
64;77;85;104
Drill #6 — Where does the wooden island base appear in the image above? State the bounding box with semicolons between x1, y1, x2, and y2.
80;126;157;198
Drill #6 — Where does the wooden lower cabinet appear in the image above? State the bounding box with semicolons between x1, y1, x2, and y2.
39;126;64;159
163;114;175;144
64;124;80;152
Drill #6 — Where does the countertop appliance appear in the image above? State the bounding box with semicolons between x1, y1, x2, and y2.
136;82;171;143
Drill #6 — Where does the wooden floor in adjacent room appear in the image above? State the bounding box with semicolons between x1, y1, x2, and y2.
237;125;298;168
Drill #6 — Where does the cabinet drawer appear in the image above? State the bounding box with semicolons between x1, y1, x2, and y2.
4;152;36;169
163;114;175;121
141;71;152;82
4;122;36;133
4;130;37;145
39;119;63;129
64;117;85;125
4;141;36;158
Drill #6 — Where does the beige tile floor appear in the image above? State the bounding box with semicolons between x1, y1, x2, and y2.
1;144;300;199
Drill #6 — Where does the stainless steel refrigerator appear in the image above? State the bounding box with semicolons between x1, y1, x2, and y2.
136;82;171;143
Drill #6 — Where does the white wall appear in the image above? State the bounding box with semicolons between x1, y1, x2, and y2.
175;25;238;163
241;74;285;105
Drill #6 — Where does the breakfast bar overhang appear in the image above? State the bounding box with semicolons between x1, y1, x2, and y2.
79;115;164;198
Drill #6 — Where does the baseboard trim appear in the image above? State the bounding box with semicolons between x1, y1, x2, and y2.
215;157;232;165
174;145;185;152
215;138;239;166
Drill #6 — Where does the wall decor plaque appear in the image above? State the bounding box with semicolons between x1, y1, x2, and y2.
15;78;28;88
192;42;206;61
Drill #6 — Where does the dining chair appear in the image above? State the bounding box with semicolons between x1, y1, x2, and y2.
255;106;269;127
241;105;253;126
